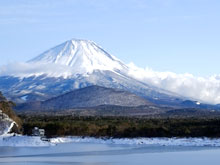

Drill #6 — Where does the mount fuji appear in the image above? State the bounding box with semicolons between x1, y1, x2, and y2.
28;39;129;76
0;39;183;105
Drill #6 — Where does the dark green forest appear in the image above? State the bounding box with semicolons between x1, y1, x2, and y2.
20;115;220;138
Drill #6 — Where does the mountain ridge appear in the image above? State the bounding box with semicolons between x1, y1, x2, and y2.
16;85;153;111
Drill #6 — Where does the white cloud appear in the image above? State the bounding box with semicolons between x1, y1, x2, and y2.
0;62;78;78
1;61;220;104
127;63;220;104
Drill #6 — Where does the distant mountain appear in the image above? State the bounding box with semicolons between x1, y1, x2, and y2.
0;39;183;106
16;86;153;111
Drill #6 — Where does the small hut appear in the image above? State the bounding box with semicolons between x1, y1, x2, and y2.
32;127;45;137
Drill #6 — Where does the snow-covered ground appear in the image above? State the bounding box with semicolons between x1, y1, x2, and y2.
0;134;53;147
1;134;220;147
51;137;220;147
2;135;220;148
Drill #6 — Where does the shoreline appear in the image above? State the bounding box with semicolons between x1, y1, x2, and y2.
1;134;220;147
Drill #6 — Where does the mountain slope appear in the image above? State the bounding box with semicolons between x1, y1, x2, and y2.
16;86;153;111
0;70;181;105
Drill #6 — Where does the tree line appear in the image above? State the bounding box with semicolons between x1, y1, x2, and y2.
20;115;220;138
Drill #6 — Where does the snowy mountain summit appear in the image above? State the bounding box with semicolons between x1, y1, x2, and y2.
28;39;128;77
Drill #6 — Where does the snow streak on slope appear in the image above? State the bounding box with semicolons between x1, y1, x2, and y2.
0;112;16;136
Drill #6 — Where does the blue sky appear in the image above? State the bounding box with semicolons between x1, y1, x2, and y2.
0;0;220;76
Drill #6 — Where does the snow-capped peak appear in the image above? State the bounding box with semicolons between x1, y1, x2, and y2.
28;39;128;75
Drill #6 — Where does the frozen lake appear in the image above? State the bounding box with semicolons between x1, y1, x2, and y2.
0;139;220;165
